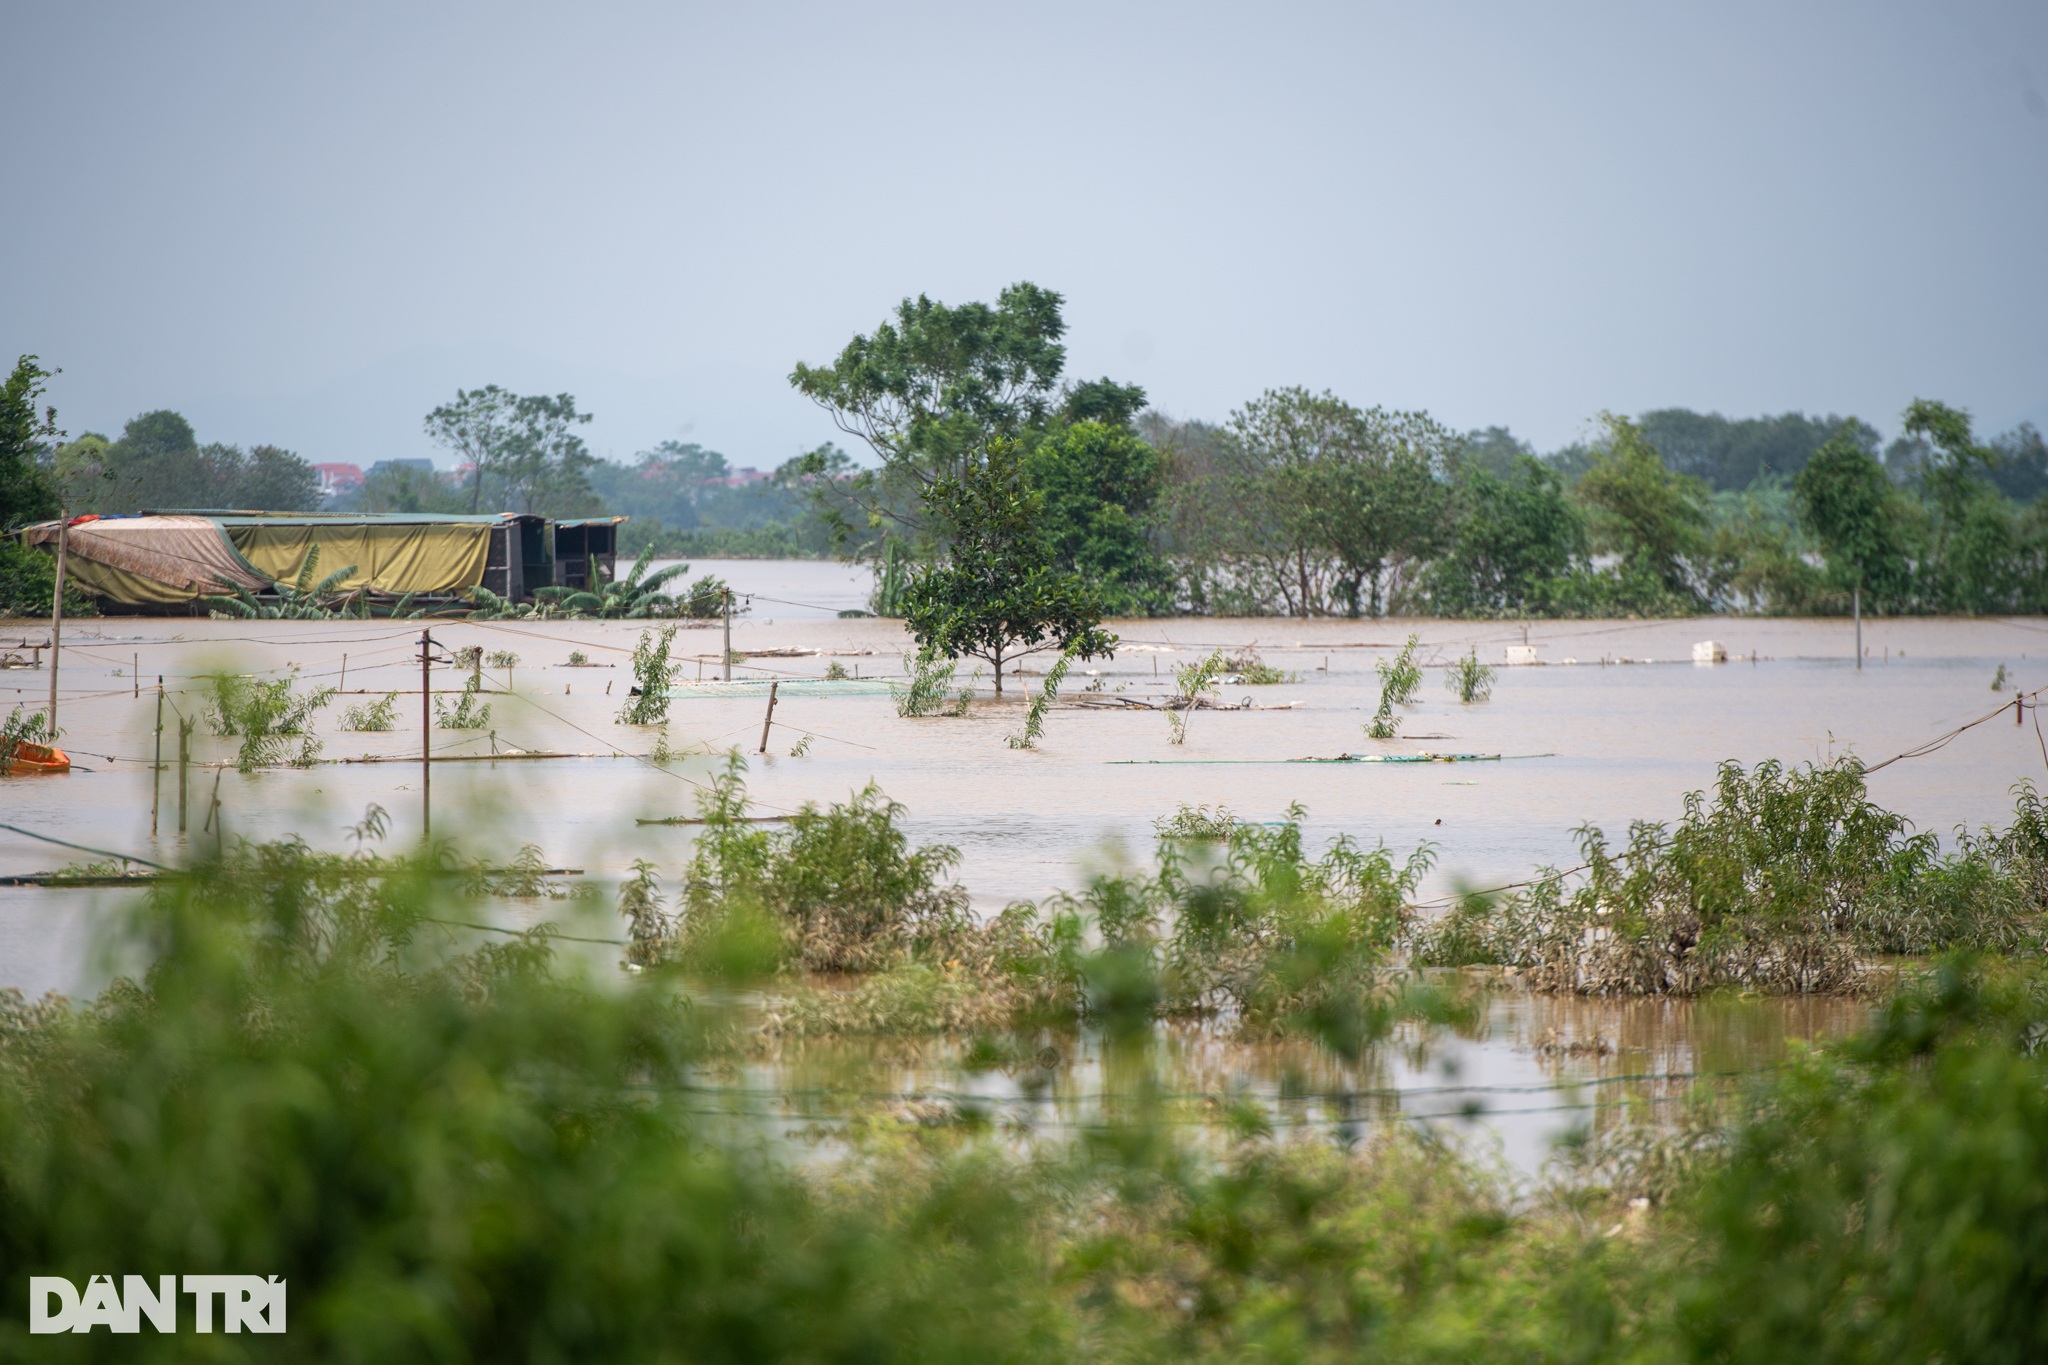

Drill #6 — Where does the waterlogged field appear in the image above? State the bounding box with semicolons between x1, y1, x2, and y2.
1;562;2040;1164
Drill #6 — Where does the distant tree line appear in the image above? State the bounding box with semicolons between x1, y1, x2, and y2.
8;334;2048;622
1147;397;2046;617
778;285;2048;622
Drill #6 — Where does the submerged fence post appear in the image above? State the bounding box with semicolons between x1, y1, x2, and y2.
151;678;164;837
758;680;779;754
419;630;433;841
177;717;192;834
1853;584;1862;672
722;587;733;682
340;653;347;693
47;515;67;734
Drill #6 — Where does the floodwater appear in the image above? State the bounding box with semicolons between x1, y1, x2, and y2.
2;559;2038;1165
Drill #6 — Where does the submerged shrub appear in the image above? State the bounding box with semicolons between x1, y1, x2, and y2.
205;669;336;770
341;691;399;732
647;755;975;976
897;646;965;717
1447;647;1496;703
617;624;680;725
1411;760;2046;993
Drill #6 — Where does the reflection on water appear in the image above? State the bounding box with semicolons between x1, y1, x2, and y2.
673;980;1871;1172
0;565;2027;1160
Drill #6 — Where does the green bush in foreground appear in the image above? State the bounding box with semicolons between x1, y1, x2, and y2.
0;822;2045;1361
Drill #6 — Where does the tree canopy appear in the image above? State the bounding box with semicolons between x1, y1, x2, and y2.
899;440;1114;696
425;386;599;516
0;355;62;528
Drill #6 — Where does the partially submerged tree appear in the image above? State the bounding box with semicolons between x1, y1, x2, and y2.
1575;413;1711;608
1794;427;1910;609
900;441;1113;696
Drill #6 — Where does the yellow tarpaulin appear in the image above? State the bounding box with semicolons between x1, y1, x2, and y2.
226;522;493;597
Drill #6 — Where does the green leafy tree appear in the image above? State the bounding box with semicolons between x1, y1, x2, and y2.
0;355;62;528
1424;455;1585;615
1637;407;1880;491
1575;412;1710;608
1022;419;1171;616
1793;428;1911;609
1900;398;2012;612
900;441;1113;696
45;410;319;512
426;386;599;515
791;282;1068;496
1223;389;1452;617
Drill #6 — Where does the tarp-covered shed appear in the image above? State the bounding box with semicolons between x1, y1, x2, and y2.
20;516;271;606
214;514;497;598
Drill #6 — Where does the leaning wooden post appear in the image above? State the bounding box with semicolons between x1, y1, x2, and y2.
47;515;67;734
758;680;779;754
151;677;164;837
419;629;433;841
177;716;192;833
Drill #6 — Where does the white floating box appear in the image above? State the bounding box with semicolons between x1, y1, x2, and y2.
1504;645;1541;665
1692;640;1727;664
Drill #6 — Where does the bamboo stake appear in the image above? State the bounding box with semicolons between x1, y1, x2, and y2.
177;717;192;833
151;678;164;837
419;630;433;841
47;516;67;733
757;681;779;754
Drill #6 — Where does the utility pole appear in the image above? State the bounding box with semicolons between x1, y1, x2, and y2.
47;515;67;733
419;630;433;840
722;586;732;682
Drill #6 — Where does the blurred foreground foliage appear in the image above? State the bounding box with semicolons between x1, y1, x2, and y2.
0;788;2043;1360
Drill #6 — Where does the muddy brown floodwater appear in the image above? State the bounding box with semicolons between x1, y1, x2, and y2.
2;561;2038;1166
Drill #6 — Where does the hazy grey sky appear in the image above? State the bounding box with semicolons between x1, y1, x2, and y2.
4;2;2045;470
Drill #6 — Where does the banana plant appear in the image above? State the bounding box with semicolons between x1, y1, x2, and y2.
206;546;363;619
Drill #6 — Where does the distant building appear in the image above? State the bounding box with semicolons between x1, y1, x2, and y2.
312;463;364;497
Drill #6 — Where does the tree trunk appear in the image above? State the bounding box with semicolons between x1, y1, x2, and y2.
990;643;1004;697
